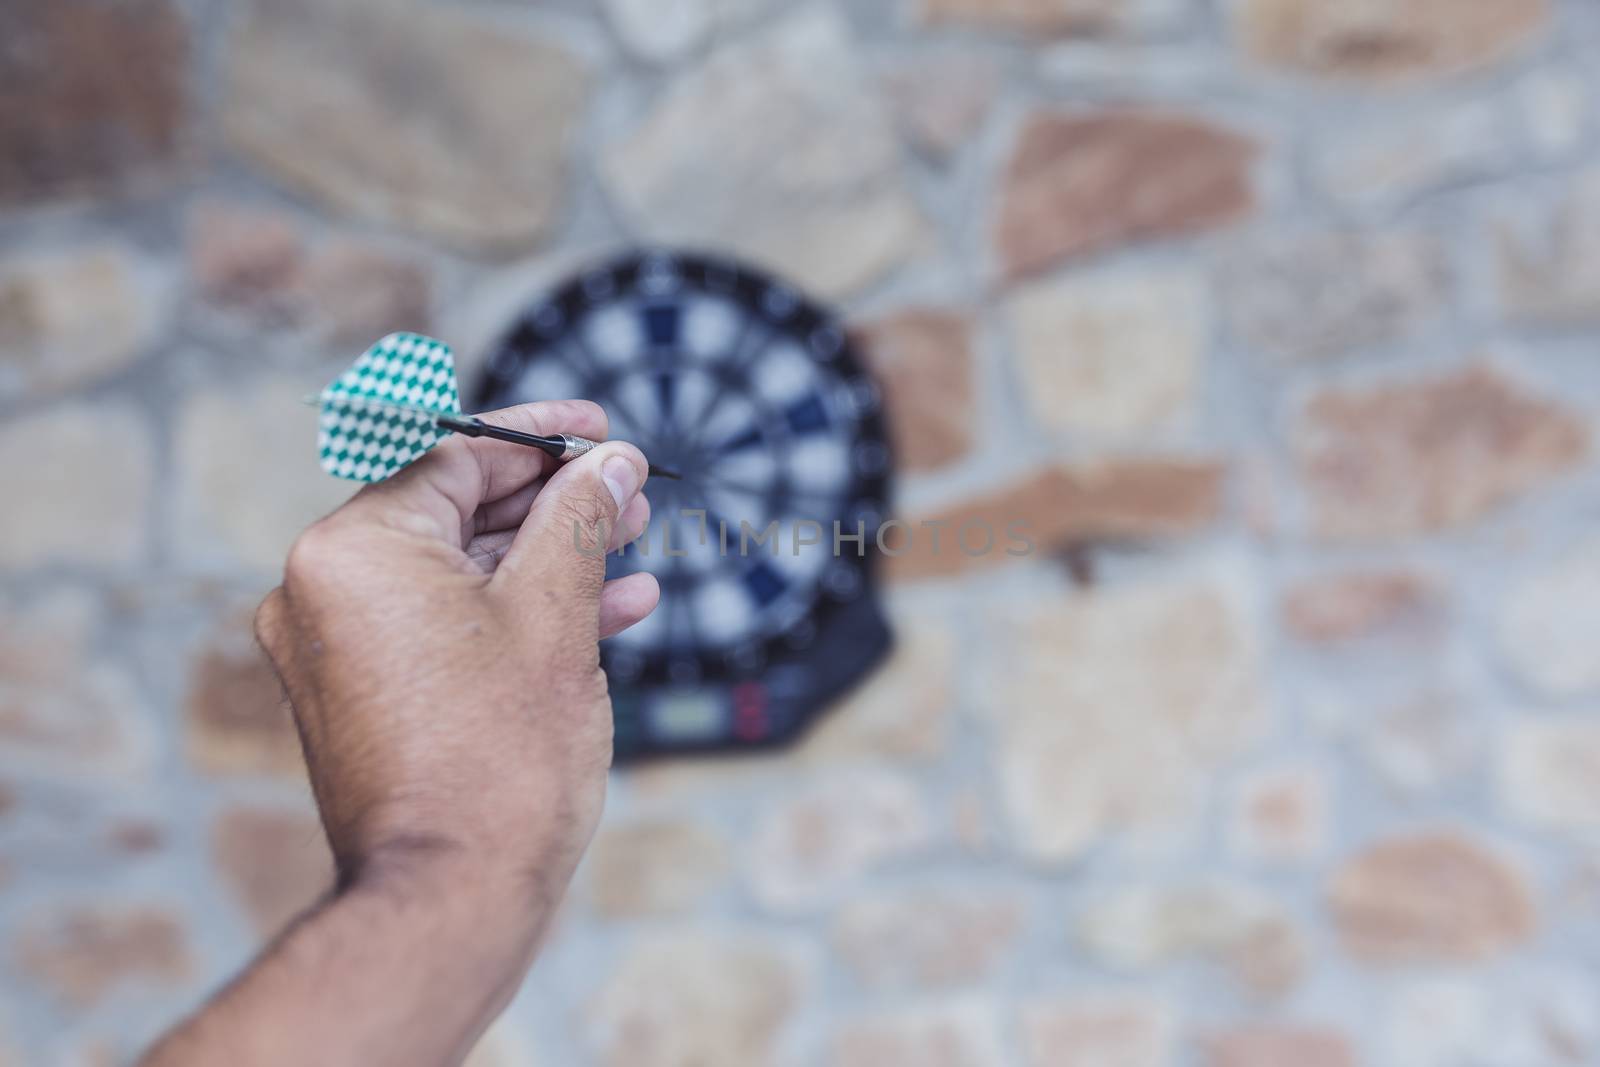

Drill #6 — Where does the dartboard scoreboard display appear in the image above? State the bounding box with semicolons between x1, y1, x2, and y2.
476;251;894;758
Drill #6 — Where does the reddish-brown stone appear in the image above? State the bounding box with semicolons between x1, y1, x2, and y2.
213;807;334;936
187;200;306;315
301;240;431;348
184;638;304;778
1295;365;1586;542
1281;571;1437;643
19;905;190;1007
187;201;431;345
1022;996;1172;1067
851;310;975;473
1329;831;1534;964
1236;0;1549;83
886;458;1225;581
1205;1026;1354;1067
0;0;189;204
107;820;165;856
995;111;1256;279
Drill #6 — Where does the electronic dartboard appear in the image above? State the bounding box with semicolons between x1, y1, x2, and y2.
475;251;894;758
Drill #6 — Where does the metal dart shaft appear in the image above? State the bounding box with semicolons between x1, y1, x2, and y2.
437;415;681;480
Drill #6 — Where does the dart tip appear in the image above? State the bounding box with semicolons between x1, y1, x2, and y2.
649;465;682;481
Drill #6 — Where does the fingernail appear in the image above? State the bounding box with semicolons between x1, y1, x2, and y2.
602;455;638;512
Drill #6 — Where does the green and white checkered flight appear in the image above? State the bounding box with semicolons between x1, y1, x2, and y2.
318;331;678;485
318;332;463;483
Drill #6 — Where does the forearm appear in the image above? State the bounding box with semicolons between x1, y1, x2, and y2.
141;858;550;1067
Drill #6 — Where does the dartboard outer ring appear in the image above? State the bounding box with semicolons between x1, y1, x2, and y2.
474;249;895;759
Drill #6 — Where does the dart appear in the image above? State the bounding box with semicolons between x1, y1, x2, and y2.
316;331;678;483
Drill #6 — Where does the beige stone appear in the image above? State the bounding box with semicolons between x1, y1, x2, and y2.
0;0;189;205
19;904;189;1007
1006;268;1203;436
1281;571;1437;643
832;886;1024;989
1294;364;1585;542
1021;994;1173;1067
1235;0;1549;83
1329;831;1534;964
1074;881;1303;993
0;403;152;568
173;378;354;573
850;310;976;473
995;109;1256;279
1222;230;1447;362
832;1001;1006;1067
213;806;333;936
985;567;1265;862
602;8;925;299
0;245;171;397
224;0;588;253
1499;536;1600;698
797;611;956;762
587;820;729;918
0;588;153;777
1498;717;1600;832
887;458;1225;582
584;932;802;1067
746;769;931;913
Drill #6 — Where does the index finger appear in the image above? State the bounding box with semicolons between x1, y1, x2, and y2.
341;399;610;546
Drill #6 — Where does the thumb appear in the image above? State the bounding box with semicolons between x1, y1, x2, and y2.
493;442;648;631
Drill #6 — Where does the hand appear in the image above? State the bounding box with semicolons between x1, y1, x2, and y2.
143;401;657;1067
255;399;656;906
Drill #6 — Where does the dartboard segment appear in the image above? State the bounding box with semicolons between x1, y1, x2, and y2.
476;251;894;758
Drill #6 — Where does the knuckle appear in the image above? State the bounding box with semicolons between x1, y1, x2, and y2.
253;587;287;652
283;520;345;587
567;399;607;433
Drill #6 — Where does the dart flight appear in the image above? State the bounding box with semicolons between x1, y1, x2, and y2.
317;332;676;483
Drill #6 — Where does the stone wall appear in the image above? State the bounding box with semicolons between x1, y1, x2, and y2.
3;0;1600;1064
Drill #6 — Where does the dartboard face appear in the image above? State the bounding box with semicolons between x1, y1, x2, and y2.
475;251;894;758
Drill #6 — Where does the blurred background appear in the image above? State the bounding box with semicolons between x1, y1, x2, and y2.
4;0;1600;1063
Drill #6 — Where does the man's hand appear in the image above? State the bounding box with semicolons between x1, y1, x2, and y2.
143;400;656;1067
259;398;653;892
